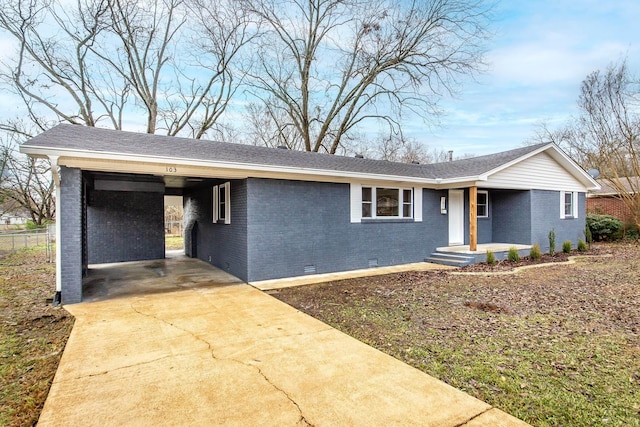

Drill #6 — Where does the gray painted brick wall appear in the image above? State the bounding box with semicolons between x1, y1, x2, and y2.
491;190;532;244
59;167;83;304
246;179;448;281
183;180;248;281
531;190;586;251
87;190;164;264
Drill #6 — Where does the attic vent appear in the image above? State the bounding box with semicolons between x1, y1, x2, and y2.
277;145;289;150
368;258;379;268
355;154;364;159
303;265;317;274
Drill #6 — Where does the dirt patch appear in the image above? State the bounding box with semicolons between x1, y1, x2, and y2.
274;243;640;426
0;247;74;427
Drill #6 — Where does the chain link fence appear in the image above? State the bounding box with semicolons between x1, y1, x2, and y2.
0;225;55;261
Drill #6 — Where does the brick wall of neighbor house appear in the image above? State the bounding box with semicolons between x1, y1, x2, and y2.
587;196;635;221
530;190;586;251
59;167;83;304
245;178;448;282
183;180;248;281
491;190;532;244
87;190;164;264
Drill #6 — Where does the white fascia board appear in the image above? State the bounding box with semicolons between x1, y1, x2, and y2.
21;144;443;186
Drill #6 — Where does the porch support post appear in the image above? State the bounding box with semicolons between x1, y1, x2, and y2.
469;186;477;251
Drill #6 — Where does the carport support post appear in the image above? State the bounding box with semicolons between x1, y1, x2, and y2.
469;186;477;251
49;157;62;305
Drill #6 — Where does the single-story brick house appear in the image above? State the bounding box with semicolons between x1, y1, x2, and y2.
22;124;599;304
587;177;638;222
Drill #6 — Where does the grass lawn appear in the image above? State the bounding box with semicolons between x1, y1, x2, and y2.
0;247;73;427
274;243;640;426
165;234;184;250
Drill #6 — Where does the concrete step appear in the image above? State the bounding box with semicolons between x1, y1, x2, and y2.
425;252;475;267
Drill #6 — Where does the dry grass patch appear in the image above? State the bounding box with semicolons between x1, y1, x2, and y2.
273;243;640;426
0;247;74;427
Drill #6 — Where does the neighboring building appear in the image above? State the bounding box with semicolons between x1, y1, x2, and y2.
0;201;30;229
587;177;639;222
21;124;599;304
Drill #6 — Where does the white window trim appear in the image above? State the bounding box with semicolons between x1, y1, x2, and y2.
213;182;231;224
212;185;218;222
351;184;416;221
477;190;489;218
350;183;362;223
560;191;578;219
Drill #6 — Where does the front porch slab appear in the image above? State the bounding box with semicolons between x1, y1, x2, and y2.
427;243;533;267
437;243;532;254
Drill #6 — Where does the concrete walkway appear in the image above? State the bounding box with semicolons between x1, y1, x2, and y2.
39;258;529;426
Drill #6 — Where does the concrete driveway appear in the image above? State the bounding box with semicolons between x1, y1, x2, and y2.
39;257;528;426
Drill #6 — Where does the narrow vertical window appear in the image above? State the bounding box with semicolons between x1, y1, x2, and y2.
477;191;488;218
560;191;578;219
362;187;372;218
213;182;231;224
564;192;573;217
403;189;413;217
218;184;226;222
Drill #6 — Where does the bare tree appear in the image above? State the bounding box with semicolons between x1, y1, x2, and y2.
0;0;251;137
0;121;54;225
240;0;490;153
539;59;640;229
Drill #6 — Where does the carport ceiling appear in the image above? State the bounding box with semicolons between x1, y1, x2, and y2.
86;171;217;190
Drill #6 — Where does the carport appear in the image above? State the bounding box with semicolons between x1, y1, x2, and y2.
76;170;226;304
20;125;258;304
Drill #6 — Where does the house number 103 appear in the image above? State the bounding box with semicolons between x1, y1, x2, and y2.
166;166;177;173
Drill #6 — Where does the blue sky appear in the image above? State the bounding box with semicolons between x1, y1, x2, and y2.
0;0;638;157
414;0;640;156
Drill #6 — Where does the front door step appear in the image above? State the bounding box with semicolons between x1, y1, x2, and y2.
425;251;476;267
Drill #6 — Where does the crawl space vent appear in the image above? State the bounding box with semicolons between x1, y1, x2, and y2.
368;258;379;268
303;265;317;274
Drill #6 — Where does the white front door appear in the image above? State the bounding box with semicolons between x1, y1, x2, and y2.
448;190;464;245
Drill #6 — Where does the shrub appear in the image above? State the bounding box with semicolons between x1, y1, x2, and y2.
584;226;593;249
507;247;520;262
548;229;556;256
586;213;623;241
562;240;572;253
530;243;541;260
485;250;496;266
577;239;587;252
622;221;639;240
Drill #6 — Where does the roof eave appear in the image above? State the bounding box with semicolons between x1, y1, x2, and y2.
21;144;441;186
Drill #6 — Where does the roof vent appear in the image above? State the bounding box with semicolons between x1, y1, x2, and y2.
448;150;454;162
355;154;364;159
411;160;420;164
277;145;289;150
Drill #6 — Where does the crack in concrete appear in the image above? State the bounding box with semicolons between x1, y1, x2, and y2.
453;407;493;427
238;361;314;427
129;300;313;426
79;354;175;379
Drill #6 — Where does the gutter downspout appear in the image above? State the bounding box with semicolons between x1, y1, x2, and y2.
49;156;62;306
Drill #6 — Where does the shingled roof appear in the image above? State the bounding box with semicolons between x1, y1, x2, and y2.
23;124;549;181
